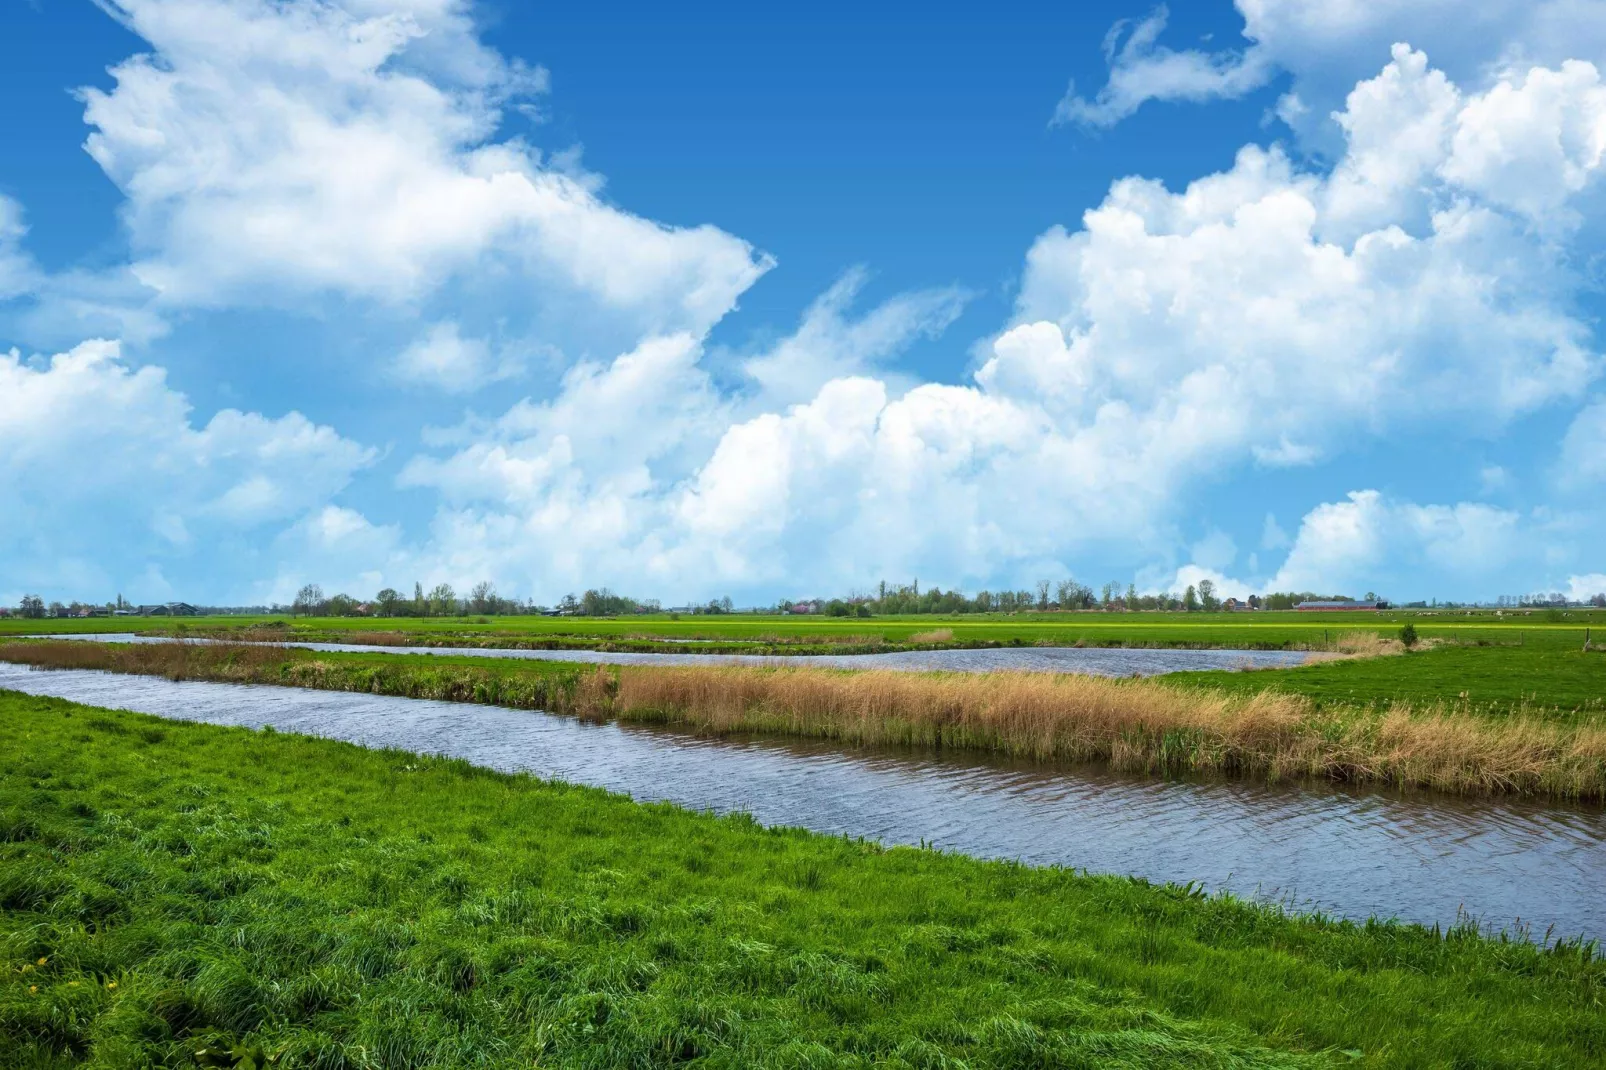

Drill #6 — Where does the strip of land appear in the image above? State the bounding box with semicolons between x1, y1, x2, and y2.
3;639;1602;798
7;607;1603;657
2;690;1603;1067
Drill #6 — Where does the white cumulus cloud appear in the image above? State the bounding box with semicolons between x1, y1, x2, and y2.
1056;0;1606;137
0;340;375;600
80;0;770;337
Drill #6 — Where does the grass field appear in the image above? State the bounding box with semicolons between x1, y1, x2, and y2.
1169;641;1606;721
4;638;1602;797
3;690;1603;1068
6;609;1604;655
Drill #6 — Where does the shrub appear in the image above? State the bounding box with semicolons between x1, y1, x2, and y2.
1400;623;1419;648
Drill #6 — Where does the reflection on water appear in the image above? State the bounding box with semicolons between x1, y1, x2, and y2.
26;633;1314;676
4;663;1601;942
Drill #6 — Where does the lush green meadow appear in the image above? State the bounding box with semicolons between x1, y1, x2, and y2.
3;691;1603;1068
1170;641;1606;721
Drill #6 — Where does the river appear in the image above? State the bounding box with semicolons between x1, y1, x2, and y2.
26;632;1316;675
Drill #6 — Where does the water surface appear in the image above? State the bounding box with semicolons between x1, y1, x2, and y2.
4;663;1601;943
27;633;1314;676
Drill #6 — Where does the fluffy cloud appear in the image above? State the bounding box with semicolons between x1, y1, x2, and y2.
1267;491;1523;593
740;269;969;408
1558;398;1606;486
1053;6;1276;127
1567;573;1606;601
395;321;520;393
0;197;36;301
81;0;769;337
1019;49;1600;470
1057;0;1606;135
1156;490;1569;600
0;340;374;599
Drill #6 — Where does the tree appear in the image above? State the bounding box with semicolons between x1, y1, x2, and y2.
326;593;358;616
18;595;44;619
428;583;457;617
292;584;324;616
375;588;400;617
413;582;425;616
1197;579;1218;612
1182;584;1199;612
469;581;496;615
1399;623;1418;648
1035;580;1050;611
1125;583;1137;608
1055;579;1092;610
1592;593;1606;608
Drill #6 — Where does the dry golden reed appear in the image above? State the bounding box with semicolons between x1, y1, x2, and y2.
908;628;955;644
603;664;1606;798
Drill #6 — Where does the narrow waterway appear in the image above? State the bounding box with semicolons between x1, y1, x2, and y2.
27;632;1316;675
3;663;1602;944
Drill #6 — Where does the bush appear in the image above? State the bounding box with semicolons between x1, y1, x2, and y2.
1399;623;1418;648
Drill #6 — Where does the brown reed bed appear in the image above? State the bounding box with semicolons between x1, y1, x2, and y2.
605;665;1606;797
3;640;1602;798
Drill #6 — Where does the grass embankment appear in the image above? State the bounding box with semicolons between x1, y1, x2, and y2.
4;640;1604;798
4;691;1604;1068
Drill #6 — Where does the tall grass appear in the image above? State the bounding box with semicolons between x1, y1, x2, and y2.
607;665;1606;797
4;640;1604;797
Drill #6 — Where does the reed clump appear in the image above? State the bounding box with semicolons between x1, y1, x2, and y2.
605;665;1606;797
1333;631;1405;657
908;628;955;643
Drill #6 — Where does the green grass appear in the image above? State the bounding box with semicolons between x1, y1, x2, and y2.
8;609;1605;656
1170;643;1606;720
3;691;1603;1068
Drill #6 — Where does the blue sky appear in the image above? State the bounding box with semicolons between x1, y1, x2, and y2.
1;0;1604;607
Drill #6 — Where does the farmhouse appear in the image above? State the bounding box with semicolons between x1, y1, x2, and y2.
138;602;198;616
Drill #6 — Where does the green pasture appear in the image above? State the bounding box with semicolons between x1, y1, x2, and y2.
3;691;1602;1068
1171;642;1606;719
6;608;1604;654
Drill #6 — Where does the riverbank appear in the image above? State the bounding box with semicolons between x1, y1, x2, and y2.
3;690;1602;1067
3;640;1603;797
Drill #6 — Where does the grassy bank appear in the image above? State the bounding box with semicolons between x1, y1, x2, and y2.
4;640;1604;798
3;691;1603;1068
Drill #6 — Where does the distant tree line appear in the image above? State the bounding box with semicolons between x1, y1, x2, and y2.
774;581;1383;616
284;583;669;618
17;581;1606;620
